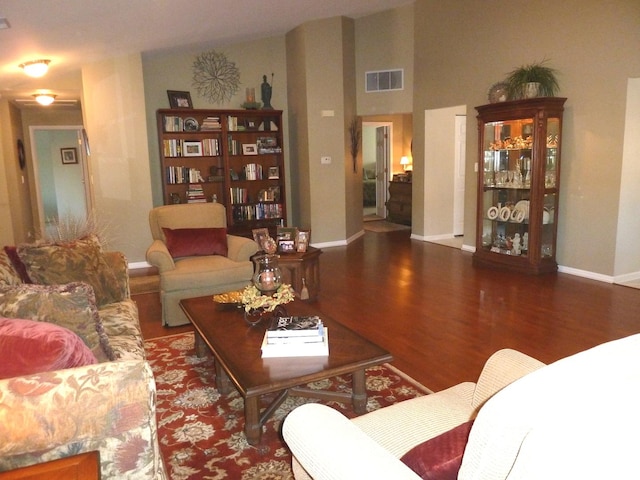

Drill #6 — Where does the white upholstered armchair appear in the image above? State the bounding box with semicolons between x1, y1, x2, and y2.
284;334;640;479
146;203;259;326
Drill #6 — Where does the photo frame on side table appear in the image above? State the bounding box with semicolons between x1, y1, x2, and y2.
61;147;78;165
167;90;193;109
296;230;310;253
252;228;270;250
277;227;298;253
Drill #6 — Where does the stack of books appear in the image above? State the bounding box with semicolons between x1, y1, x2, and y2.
186;184;206;203
261;315;328;358
201;116;221;130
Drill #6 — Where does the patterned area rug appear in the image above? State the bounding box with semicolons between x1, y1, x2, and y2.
145;332;430;480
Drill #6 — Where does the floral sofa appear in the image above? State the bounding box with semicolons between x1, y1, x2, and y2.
0;237;167;479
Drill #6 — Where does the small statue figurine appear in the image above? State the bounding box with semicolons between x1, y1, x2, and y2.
513;233;521;256
261;73;273;110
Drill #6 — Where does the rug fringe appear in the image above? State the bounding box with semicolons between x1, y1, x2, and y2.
144;331;195;343
384;362;434;394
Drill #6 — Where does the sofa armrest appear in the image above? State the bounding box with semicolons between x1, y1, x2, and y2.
103;250;130;299
472;348;545;409
226;235;259;262
0;360;166;479
283;403;419;480
146;239;176;273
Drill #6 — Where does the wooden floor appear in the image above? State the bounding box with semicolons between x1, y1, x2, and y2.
134;229;640;392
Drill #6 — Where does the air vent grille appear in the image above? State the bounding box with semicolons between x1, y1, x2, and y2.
365;69;404;93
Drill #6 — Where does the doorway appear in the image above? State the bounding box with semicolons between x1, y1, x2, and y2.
29;126;92;237
362;122;392;220
423;105;466;243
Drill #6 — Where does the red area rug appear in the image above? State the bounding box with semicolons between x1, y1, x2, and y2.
145;332;430;480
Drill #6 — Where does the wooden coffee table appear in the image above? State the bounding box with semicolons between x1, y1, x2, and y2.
179;296;393;445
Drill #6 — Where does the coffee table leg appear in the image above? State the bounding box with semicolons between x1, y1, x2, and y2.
194;330;208;358
215;362;232;395
244;396;261;445
352;369;367;414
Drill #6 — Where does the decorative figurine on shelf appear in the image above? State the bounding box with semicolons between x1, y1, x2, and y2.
261;73;274;110
512;233;522;256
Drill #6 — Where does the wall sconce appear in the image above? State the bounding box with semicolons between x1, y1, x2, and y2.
20;59;51;77
400;156;413;171
33;93;56;106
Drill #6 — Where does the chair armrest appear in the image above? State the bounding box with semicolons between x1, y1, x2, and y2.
103;250;130;299
472;348;545;408
352;382;476;457
283;403;419;480
0;361;166;478
226;235;259;262
145;239;175;273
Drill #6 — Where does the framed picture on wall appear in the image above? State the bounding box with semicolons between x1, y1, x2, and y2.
61;147;78;165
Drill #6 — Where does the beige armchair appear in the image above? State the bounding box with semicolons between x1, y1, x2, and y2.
146;203;259;326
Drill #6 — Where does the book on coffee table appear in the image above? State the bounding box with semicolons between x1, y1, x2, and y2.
261;328;329;358
267;315;324;338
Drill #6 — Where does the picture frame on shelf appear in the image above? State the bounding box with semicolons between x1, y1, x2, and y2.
60;147;78;165
167;90;193;109
268;166;280;179
183;141;203;157
242;144;258;155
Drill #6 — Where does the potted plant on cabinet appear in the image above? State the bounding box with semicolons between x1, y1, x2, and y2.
505;61;559;100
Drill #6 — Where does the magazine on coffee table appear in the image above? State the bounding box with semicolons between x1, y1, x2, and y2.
266;315;324;338
261;328;329;358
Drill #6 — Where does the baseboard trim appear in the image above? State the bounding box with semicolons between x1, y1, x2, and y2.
129;261;153;270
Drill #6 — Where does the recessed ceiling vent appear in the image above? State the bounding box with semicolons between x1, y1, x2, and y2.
365;69;404;93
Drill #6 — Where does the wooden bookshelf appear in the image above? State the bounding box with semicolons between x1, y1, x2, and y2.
156;109;287;236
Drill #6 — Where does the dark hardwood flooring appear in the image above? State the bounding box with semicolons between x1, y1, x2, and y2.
134;229;640;392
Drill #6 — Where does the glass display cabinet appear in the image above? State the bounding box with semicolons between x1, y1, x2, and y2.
473;97;566;274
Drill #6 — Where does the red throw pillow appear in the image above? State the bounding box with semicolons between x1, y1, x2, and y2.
400;420;474;480
0;317;98;379
162;227;228;258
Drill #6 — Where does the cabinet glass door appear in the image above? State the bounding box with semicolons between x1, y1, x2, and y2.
480;119;533;257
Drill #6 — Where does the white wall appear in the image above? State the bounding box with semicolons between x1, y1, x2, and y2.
614;78;640;281
81;54;154;262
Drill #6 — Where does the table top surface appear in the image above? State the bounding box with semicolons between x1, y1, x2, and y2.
180;296;393;397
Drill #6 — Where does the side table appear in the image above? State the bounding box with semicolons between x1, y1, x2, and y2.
278;246;322;301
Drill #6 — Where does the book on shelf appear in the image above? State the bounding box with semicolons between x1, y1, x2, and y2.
261;328;329;358
267;315;324;338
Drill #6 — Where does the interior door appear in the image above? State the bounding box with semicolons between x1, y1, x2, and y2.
375;125;390;218
30;126;91;237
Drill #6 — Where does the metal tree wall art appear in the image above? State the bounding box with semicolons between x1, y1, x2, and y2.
192;50;240;104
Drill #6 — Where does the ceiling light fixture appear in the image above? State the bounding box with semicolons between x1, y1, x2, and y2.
33;93;56;106
20;59;51;77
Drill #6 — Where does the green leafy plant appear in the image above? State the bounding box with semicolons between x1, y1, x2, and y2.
505;61;559;100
